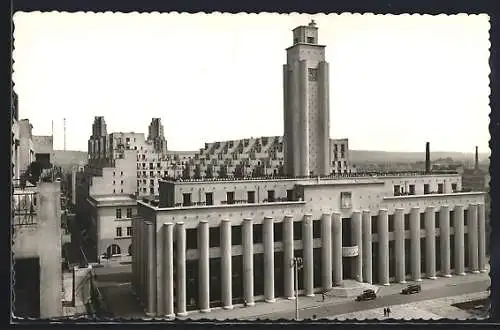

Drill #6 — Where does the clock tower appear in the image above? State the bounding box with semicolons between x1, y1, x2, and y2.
283;20;330;177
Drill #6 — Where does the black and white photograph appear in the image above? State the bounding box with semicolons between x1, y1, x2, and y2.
11;11;491;321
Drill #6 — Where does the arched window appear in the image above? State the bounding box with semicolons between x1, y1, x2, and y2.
106;244;121;257
128;244;133;256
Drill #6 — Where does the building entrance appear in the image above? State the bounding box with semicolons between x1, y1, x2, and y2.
342;257;353;280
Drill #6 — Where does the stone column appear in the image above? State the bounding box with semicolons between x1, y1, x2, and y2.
162;223;175;318
439;206;451;277
242;218;255;305
424;207;437;279
362;210;372;284
139;220;145;302
454;205;466;276
378;209;390;286
351;211;363;282
146;222;156;316
394;208;406;283
468;204;480;273
221;219;233;309
132;218;137;293
198;221;210;312
410;207;422;282
263;216;275;302
478;203;487;272
132;217;138;295
321;214;333;290
283;215;295;299
176;222;187;316
332;212;343;286
303;214;314;296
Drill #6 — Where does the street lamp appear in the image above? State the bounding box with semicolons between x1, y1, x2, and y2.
291;256;303;320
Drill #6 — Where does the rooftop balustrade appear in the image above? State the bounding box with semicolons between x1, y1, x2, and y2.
159;170;459;184
12;189;37;226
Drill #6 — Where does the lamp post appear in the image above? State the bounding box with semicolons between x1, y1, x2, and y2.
291;257;303;320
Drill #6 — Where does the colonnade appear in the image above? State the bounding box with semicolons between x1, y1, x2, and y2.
132;202;487;317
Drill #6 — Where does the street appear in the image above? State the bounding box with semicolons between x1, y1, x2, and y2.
253;279;489;320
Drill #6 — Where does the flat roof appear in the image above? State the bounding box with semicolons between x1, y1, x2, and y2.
159;171;460;185
383;191;485;201
138;200;306;212
87;194;137;207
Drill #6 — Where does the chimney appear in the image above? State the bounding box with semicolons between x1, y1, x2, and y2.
425;142;431;173
475;146;479;170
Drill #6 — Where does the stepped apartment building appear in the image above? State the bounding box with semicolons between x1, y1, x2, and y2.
130;21;488;317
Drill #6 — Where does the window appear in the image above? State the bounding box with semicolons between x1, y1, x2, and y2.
116;208;122;219
232;226;242;245
113;171;115;176
313;220;321;239
420;213;425;230
287;189;294;201
150;188;154;194
267;190;275;202
113;180;116;185
274;222;284;242
187;229;197;249
121;180;124;185
150;171;153;176
116;227;122;237
393;185;401;196
424;184;430;194
126;227;133;236
183;193;192;207
126;208;132;218
253;224;263;243
247;191;255;204
388;214;395;232
293;221;302;240
120;171;123;176
307;36;315;43
205;192;213;206
294;37;299;44
409;185;415;195
438;183;444;194
209;227;220;247
340;144;345;158
227;192;235;205
340;192;352;209
404;213;410;230
308;68;318;81
452;183;457;192
371;216;378;234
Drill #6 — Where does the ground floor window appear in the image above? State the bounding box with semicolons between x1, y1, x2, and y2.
106;244;121;257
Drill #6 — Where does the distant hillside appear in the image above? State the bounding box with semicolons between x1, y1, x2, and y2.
53;150;87;170
350;150;489;164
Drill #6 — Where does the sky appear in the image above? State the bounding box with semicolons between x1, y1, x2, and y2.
13;12;490;153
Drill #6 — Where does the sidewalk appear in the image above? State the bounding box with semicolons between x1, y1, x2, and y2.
333;291;488;320
185;271;490;320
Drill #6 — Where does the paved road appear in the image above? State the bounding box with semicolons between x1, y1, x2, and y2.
254;279;490;320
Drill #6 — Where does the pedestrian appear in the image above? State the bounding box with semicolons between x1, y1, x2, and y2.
383;307;387;317
387;307;391;318
322;292;325;302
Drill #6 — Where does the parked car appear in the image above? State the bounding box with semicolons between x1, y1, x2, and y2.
401;284;421;295
355;289;377;301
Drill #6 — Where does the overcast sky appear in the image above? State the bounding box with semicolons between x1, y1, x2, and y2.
13;12;490;153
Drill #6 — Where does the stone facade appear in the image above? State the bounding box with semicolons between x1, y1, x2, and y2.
131;174;486;316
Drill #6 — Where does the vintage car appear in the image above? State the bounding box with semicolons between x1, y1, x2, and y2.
355;289;377;301
401;284;421;295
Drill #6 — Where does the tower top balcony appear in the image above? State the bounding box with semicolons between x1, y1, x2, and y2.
292;20;319;45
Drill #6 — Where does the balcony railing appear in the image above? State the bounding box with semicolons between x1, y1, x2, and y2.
12;190;37;226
